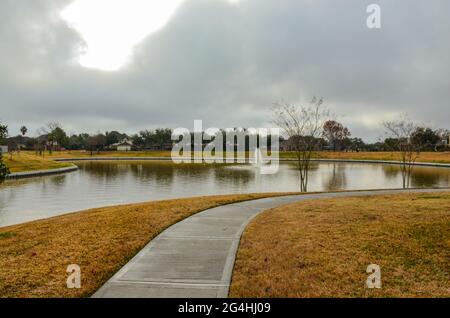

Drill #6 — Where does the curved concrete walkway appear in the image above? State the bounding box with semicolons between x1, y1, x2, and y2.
93;188;450;298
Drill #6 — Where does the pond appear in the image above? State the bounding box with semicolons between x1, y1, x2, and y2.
1;161;450;227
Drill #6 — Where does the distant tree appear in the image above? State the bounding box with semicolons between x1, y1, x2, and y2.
52;127;69;149
322;120;351;151
20;126;28;137
15;126;28;154
273;97;329;192
383;115;421;189
38;122;66;154
0;152;9;182
347;138;365;152
24;137;36;149
411;127;440;151
138;130;153;148
105;131;127;147
0;123;9;181
154;128;172;150
79;133;90;150
68;135;82;150
86;134;106;155
137;129;172;150
7;139;17;159
0;123;7;143
383;138;399;151
131;134;145;149
0;124;15;159
436;129;450;150
86;135;97;156
34;134;47;157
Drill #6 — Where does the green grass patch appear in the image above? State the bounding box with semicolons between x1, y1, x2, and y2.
418;195;449;200
0;232;17;239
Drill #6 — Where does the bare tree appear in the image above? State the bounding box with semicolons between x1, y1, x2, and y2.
382;115;420;189
38;122;62;154
273;97;329;192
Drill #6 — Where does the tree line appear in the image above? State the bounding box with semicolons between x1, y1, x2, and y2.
2;121;448;155
2;124;174;155
1;112;449;187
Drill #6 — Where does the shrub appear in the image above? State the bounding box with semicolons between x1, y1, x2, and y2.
0;153;10;181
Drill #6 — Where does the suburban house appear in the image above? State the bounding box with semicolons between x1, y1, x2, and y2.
111;139;133;151
279;138;297;152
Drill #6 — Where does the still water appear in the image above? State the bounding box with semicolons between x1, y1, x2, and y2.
1;161;450;227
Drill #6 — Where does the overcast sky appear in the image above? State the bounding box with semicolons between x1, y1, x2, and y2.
1;0;449;142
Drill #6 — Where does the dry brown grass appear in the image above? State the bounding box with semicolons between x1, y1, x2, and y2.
4;153;72;173
281;151;450;164
230;192;450;298
25;150;450;164
0;193;294;298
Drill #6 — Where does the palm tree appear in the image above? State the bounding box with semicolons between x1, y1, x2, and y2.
20;126;28;137
17;126;28;154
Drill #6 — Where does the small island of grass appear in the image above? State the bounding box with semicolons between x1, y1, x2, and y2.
3;153;73;174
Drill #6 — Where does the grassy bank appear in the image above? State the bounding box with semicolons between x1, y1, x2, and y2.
3;153;73;173
285;151;450;164
0;193;293;298
230;192;450;298
26;150;450;164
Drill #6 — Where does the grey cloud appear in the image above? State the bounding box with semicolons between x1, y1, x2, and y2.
1;0;449;141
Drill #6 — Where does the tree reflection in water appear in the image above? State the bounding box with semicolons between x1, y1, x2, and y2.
323;163;347;191
2;161;450;227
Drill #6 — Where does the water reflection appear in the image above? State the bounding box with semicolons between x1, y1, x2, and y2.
322;163;348;191
1;161;450;227
382;164;450;188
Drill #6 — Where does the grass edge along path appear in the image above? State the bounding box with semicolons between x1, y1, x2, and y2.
230;192;450;298
0;192;296;298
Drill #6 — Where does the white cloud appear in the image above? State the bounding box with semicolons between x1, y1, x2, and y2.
60;0;184;71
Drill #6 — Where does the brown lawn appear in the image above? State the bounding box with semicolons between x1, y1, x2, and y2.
0;193;294;298
282;151;450;164
23;150;450;164
3;153;72;173
230;192;450;298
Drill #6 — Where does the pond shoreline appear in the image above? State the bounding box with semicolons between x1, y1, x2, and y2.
6;164;79;179
5;157;450;180
53;156;450;168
